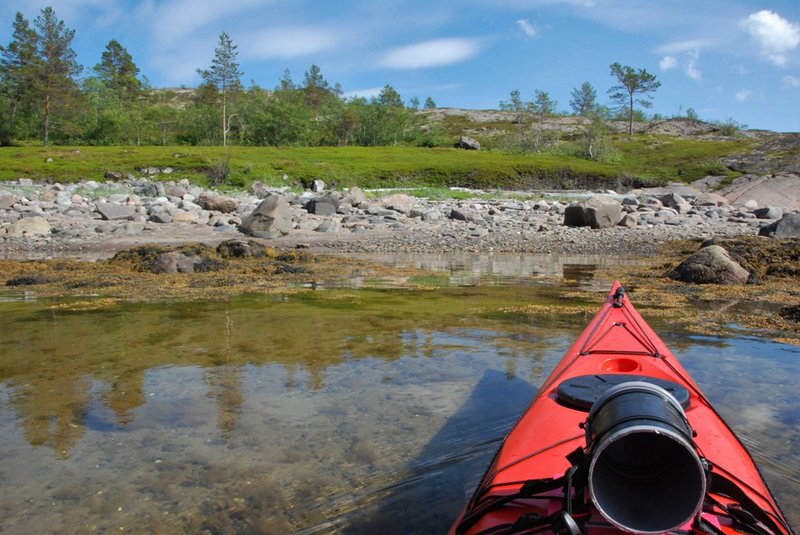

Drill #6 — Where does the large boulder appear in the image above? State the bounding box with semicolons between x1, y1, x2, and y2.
563;196;622;229
456;136;481;150
305;195;340;216
382;194;415;215
95;201;135;221
7;216;51;238
239;195;294;238
198;191;238;213
668;245;750;284
758;213;800;238
343;187;369;207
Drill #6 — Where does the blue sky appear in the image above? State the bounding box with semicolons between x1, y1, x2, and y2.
3;0;799;132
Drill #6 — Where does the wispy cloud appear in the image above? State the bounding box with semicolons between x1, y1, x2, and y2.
656;39;713;55
146;0;274;45
239;27;340;59
735;89;752;102
515;19;540;39
783;75;800;88
740;10;800;66
379;38;482;69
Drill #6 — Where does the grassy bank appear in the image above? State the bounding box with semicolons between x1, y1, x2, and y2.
0;136;751;191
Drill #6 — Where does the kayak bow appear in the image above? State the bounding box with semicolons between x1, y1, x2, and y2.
451;282;793;535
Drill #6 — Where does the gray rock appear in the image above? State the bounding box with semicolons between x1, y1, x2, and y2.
0;193;17;210
618;213;639;228
669;245;749;284
306;195;339;216
152;251;199;274
149;212;173;224
8;216;51;238
422;211;442;222
165;184;187;198
239;194;294;236
449;207;482;224
198;191;238;213
659;192;687;208
113;222;145;236
315;219;341;233
95;202;135;221
343;186;369;207
104;171;123;181
171;209;200;223
382;194;415;215
758;213;800;238
250;181;270;199
366;204;396;217
753;206;783;220
695;192;728;207
456;136;481;150
312;179;326;193
564;196;622;229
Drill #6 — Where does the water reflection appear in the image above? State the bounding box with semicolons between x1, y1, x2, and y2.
349;252;643;288
0;284;798;534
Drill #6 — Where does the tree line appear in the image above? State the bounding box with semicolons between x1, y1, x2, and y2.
0;6;664;151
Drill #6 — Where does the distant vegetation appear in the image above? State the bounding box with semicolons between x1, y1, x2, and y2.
0;6;759;191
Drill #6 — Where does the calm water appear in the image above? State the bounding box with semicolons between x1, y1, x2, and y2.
0;258;798;534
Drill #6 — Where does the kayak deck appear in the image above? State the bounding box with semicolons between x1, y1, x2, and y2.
452;283;792;535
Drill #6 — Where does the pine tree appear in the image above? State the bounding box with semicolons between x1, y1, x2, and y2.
569;81;597;116
608;63;661;134
302;64;332;108
0;12;40;138
34;7;82;146
95;39;141;99
197;32;242;146
424;96;436;109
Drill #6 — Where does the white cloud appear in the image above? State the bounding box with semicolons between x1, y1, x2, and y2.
783;75;800;88
659;49;701;80
515;19;540;39
735;89;752;102
741;10;800;66
685;49;702;81
660;55;677;71
239;28;340;59
379;38;482;69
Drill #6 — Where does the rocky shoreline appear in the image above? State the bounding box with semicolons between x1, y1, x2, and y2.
1;174;798;259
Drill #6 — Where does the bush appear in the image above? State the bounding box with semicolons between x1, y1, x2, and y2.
713;118;748;137
206;157;231;186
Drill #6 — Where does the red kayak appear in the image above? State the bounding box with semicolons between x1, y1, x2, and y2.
451;282;793;535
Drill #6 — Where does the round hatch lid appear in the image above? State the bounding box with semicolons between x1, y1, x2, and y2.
557;374;691;411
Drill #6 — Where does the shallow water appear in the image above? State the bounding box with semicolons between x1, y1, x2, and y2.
0;266;798;534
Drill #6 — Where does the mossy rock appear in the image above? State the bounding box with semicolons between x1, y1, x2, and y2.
111;243;228;274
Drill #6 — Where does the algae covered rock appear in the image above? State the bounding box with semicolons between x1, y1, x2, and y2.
668;245;749;284
111;244;227;274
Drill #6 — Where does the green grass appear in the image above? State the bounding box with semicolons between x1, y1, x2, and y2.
0;137;755;191
612;135;752;182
